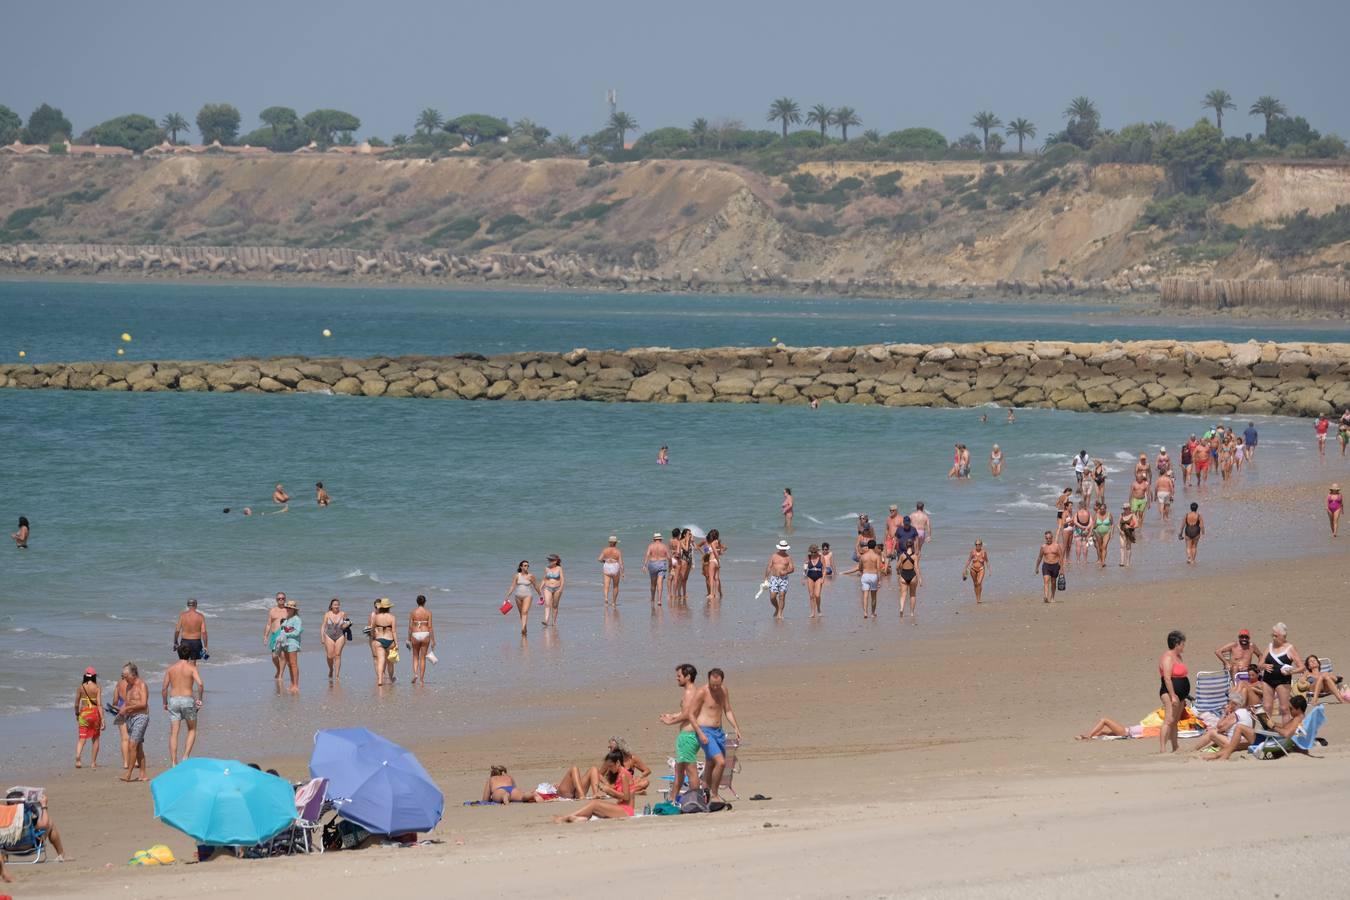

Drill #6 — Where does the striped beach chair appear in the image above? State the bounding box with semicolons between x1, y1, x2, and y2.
1192;670;1231;719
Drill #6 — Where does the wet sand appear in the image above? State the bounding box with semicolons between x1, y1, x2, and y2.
14;474;1349;898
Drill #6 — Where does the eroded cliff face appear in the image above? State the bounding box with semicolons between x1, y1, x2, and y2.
0;154;1344;289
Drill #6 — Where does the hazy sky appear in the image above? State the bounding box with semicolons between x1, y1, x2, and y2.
5;0;1348;144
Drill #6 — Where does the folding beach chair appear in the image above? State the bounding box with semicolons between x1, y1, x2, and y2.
1192;670;1231;720
1249;704;1328;760
0;789;48;865
290;777;330;854
719;738;742;800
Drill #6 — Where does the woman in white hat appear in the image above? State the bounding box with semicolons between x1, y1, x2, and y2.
598;536;624;605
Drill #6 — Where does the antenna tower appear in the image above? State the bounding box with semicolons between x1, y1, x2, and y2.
606;90;618;118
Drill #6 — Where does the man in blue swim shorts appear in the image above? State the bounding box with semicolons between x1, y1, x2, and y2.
694;668;742;802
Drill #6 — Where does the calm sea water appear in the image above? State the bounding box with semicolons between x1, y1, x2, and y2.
0;281;1342;765
4;280;1350;363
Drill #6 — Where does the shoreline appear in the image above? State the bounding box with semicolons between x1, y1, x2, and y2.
15;528;1350;897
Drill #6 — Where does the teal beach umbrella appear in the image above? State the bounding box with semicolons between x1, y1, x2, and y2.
151;758;296;845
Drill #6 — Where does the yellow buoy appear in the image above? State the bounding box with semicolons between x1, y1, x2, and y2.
121;332;133;343
117;348;125;356
322;328;332;338
770;336;778;343
18;350;25;358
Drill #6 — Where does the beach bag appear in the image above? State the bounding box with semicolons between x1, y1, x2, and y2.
677;789;710;815
652;801;681;816
499;599;514;615
1056;573;1067;592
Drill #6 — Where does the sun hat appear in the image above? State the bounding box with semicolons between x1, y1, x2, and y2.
775;540;790;552
284;598;299;610
376;597;392;610
608;535;618;543
653;532;662;539
1333;484;1342;492
84;666;97;676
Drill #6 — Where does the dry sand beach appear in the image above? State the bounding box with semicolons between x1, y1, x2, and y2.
12;476;1349;900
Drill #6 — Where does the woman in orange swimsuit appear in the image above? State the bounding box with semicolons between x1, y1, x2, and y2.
1158;630;1189;754
553;750;636;822
75;667;104;768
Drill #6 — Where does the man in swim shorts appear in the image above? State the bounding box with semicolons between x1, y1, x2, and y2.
909;502;932;555
1154;470;1175;520
1034;530;1063;604
659;663;702;802
1215;629;1260;683
894;516;920;559
173;598;208;665
120;663;150;782
162;644;204;766
694;668;741;802
1128;474;1150;527
845;539;884;618
1243;422;1258;460
764;540;795;619
264;593;288;681
643;532;671;605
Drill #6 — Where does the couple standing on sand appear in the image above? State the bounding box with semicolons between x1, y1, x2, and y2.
660;664;741;804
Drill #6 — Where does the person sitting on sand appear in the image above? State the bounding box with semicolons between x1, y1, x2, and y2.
1297;655;1345;704
482;765;543;804
1194;694;1256;754
556;737;651;799
552;750;636;823
1205;695;1307;761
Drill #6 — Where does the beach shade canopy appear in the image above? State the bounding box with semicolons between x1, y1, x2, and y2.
309;727;443;835
151;758;296;845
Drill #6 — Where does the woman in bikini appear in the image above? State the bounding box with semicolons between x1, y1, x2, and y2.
557;737;652;799
598;536;623;605
680;529;696;602
702;529;724;602
506;561;540;635
782;488;794;533
669;531;688;605
1117;503;1138;568
321;598;351;680
553;750;637;823
804;544;825;618
1179;502;1203;565
482;765;544;804
1158;630;1189;754
1327;483;1342;538
896;540;921;620
1092;503;1113;568
541;555;565;627
1261;623;1302;725
1091;460;1107;506
407;595;435;684
962;539;989;604
74;667;104;768
1298;655;1344;704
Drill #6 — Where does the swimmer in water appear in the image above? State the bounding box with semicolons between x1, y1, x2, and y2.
315;482;331;507
820;542;835;576
272;484;290;506
782;488;794;533
1006;408;1016;423
12;515;29;549
657;445;669;466
989;444;1003;477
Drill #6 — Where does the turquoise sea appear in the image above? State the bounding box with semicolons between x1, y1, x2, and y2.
0;281;1342;764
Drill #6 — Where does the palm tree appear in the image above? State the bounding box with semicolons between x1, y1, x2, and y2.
159;113;188;144
511;118;549;144
1064;96;1099;124
767;98;801;139
1202;89;1236;133
1249;95;1287;140
1004;117;1036;154
831;106;861;141
1149;121;1175;139
971;111;1002;152
550;134;578;156
608;111;638;148
689;118;709;149
806;104;833;139
415;108;443;136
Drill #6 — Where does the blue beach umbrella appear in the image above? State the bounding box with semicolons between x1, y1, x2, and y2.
151;758;296;845
310;727;443;835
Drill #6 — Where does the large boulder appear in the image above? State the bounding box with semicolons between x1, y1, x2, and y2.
627;372;671;402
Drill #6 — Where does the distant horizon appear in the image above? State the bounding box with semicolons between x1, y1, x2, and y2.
4;0;1347;148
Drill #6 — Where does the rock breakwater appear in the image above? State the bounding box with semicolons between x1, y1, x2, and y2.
4;341;1348;416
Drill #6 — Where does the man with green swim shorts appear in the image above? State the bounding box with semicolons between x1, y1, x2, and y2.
660;663;701;801
1128;474;1150;527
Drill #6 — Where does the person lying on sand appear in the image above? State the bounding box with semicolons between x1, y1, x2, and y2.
553;751;636;823
482;765;543;804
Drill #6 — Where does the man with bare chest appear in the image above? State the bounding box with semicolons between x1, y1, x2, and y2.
694;668;742;802
173;598;207;664
1034;530;1063;603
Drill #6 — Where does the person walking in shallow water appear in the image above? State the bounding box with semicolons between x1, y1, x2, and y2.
1179;502;1204;564
506;561;540;635
644;533;670;606
322;598;350;680
408;594;435;683
598;536;624;605
781;488;794;533
278;598;303;693
962;540;989;604
541;554;565;627
162;644;204;766
764;540;794;619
